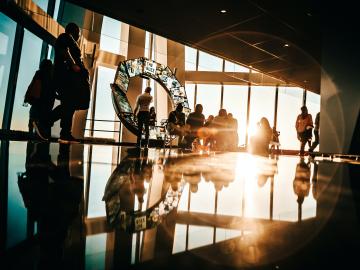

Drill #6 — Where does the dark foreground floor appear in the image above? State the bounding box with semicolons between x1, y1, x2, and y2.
1;139;359;270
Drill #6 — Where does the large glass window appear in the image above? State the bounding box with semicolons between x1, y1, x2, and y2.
248;86;276;139
92;66;119;139
100;16;121;54
277;87;304;150
196;84;222;118
185;46;197;71
0;13;16;127
224;60;249;73
11;30;43;131
197;51;223;72
32;0;48;11
222;85;248;146
185;83;195;111
306;91;320;151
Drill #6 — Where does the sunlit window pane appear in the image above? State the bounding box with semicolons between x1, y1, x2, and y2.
93;66;118;139
277;87;304;150
196;84;222;118
198;51;223;72
11;30;42;131
185;83;195;111
185;46;197;71
248;86;276;139
224;60;249;73
222;85;248;146
100;16;121;54
0;13;16;127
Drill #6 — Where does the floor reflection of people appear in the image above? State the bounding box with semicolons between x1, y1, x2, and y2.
19;142;83;269
293;157;311;222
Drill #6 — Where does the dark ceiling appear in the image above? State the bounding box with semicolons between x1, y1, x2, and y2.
67;0;322;93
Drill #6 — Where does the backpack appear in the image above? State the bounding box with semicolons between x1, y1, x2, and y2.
24;76;42;105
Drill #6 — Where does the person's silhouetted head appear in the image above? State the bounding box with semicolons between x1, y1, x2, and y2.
260;117;271;129
228;113;233;119
301;106;308;115
150;106;155;113
39;59;53;73
195;104;203;114
65;22;80;41
175;103;183;113
145;86;152;93
218;108;227;117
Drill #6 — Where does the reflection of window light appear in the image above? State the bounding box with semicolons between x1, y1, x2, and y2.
85;234;107;269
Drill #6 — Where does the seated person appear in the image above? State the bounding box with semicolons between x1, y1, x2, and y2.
250;117;272;156
183;104;205;149
167;103;186;137
212;109;229;150
149;106;156;127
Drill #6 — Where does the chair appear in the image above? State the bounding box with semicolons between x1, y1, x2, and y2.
160;119;178;149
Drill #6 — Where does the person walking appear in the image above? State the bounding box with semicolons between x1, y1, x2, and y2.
295;106;313;155
53;22;90;143
25;59;56;140
309;112;320;152
134;86;153;148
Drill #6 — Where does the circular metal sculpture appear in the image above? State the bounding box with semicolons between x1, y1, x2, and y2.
111;57;190;135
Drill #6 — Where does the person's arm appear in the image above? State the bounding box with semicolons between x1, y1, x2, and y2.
308;115;313;127
295;115;299;131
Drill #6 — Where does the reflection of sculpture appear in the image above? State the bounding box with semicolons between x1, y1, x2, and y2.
111;57;191;136
103;151;185;233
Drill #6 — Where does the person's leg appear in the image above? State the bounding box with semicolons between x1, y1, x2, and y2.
60;102;76;138
300;140;306;155
143;112;150;147
310;130;319;151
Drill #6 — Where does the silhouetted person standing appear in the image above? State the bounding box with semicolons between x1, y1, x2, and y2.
54;22;89;143
295;106;313;155
26;59;56;140
134;86;153;147
309;112;320;152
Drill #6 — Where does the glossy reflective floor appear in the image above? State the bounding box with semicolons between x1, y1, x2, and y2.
1;140;360;270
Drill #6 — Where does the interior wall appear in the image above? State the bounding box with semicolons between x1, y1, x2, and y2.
319;5;360;154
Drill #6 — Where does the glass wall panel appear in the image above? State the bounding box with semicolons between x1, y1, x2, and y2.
277;87;304;150
11;30;42;131
185;46;197;71
0;13;16;127
306;91;320;151
33;0;48;11
93;66;118;139
248;86;276;139
222;85;248;146
224;60;249;73
185;83;195;111
100;16;121;54
197;51;223;72
196;84;221;118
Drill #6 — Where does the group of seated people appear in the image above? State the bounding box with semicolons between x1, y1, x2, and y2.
166;103;239;151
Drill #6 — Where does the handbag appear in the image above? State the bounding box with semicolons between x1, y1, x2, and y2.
24;78;42;105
